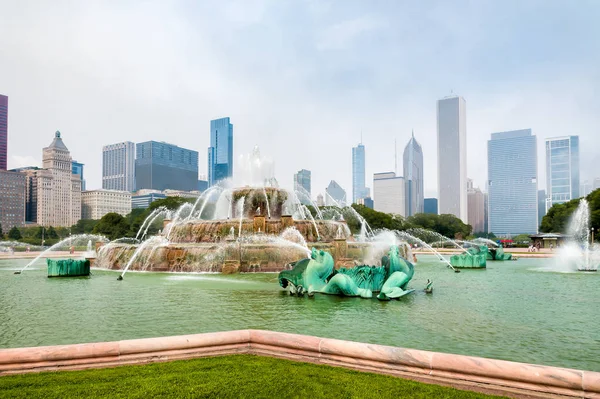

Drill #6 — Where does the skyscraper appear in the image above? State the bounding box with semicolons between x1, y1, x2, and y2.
580;181;592;197
0;170;26;229
373;172;405;216
545;136;579;209
103;141;136;192
467;179;486;233
72;161;85;191
208;117;233;186
325;180;346;206
538;189;547;226
437;96;467;222
352;143;369;203
293;169;311;204
0;94;7;170
488;129;538;235
33;131;82;227
135;141;199;191
403;131;423;216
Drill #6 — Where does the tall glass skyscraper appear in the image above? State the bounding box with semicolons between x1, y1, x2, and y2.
135;141;198;191
545;136;579;209
437;96;467;222
294;169;311;204
403;132;423;216
208;117;233;186
72;161;86;191
103;141;136;191
488;129;538;235
352;143;369;203
0;94;7;170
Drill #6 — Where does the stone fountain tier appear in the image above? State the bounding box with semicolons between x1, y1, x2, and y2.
231;186;288;219
94;241;388;274
167;218;350;243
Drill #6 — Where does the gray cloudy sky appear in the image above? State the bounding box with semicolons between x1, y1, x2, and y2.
1;0;599;198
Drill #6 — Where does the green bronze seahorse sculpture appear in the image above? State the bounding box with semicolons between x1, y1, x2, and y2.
278;245;415;300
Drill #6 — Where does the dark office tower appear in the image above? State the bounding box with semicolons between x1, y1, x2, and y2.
135;141;199;191
0;95;7;170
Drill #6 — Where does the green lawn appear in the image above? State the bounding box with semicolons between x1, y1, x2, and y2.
0;354;507;399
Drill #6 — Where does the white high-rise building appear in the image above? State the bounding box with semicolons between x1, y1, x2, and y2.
35;131;82;227
437;96;467;222
82;189;132;220
102;141;136;192
545;136;579;209
373;172;405;216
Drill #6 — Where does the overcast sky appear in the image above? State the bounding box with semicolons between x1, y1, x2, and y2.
1;0;599;198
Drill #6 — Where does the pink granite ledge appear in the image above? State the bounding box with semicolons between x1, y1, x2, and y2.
0;330;598;398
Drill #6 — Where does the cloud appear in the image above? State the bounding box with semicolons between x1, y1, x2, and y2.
0;0;598;201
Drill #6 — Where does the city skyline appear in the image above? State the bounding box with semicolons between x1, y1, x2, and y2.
2;2;599;198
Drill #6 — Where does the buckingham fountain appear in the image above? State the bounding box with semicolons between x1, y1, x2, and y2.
95;147;417;279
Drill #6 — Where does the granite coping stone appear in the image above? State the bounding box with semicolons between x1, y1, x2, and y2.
0;329;598;398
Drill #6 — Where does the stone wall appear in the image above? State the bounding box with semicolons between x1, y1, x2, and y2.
1;330;598;398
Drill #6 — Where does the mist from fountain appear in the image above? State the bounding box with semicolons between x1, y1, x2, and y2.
555;199;598;272
237;196;245;238
118;236;169;279
408;228;470;255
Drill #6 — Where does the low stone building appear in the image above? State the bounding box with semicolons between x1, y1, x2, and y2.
81;189;132;220
529;233;569;249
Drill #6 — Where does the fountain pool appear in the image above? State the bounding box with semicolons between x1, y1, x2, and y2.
1;255;598;372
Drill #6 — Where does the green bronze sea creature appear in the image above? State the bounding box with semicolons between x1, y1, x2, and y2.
278;245;415;300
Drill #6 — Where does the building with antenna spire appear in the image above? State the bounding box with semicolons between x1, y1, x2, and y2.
403;130;424;216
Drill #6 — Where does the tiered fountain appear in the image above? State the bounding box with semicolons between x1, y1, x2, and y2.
95;147;384;276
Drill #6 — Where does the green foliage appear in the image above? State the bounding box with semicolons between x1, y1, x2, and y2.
72;219;99;234
7;226;22;240
149;196;194;212
351;204;406;231
0;223;3;238
47;226;59;239
93;213;130;240
406;213;472;239
350;204;471;238
540;188;600;236
0;355;501;399
512;234;531;244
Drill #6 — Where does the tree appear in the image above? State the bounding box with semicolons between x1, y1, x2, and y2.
513;234;531;244
8;226;22;240
93;213;130;240
540;188;600;236
149;196;194;212
47;226;59;239
71;219;99;234
0;223;3;238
